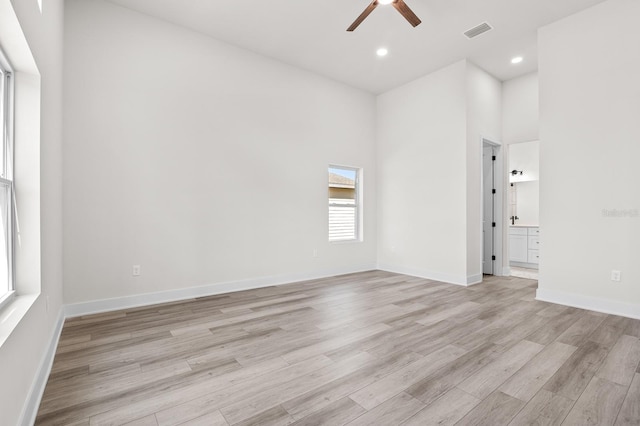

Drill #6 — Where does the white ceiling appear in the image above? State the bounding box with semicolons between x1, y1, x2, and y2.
105;0;606;94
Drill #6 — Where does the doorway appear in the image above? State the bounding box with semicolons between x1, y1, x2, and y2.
481;139;503;277
507;140;540;280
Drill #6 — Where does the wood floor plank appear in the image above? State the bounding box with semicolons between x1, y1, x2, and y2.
500;341;577;401
406;342;506;405
596;334;640;386
281;350;422;420
455;390;525;426
453;303;540;351
170;306;291;336
365;319;459;359
349;344;467;410
122;414;159;426
492;314;553;349
220;293;311;313
624;320;640;338
562;376;627;425
543;340;609;400
232;405;295;426
411;319;488;356
35;272;640;426
344;392;424;426
415;301;481;326
590;315;633;349
525;310;583;346
39;361;194;415
176;411;229;426
507;389;573;426
458;339;544;399
315;303;404;330
151;355;338;426
324;322;425;362
556;313;606;347
615;373;640;426
536;304;569;318
219;352;375;424
400;387;480;426
291;397;365;426
281;323;390;364
91;355;330;426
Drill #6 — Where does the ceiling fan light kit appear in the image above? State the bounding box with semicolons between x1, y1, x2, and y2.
347;0;422;32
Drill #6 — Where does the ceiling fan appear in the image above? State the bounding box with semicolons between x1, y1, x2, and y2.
347;0;422;32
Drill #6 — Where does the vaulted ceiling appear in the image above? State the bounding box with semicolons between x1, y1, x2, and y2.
105;0;606;93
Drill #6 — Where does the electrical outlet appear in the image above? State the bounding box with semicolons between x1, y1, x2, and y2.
133;265;141;277
611;270;621;282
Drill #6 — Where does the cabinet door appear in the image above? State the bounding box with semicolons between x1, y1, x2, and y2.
509;235;528;262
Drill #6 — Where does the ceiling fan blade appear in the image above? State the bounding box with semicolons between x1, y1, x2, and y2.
392;0;422;27
347;0;379;32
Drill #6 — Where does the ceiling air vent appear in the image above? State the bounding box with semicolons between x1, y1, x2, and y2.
464;22;493;39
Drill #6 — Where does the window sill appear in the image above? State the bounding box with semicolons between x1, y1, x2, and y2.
0;293;38;348
329;239;363;245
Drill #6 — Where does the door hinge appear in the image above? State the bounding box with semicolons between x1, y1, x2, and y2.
492;255;496;261
492;155;496;161
492;189;496;194
492;222;496;227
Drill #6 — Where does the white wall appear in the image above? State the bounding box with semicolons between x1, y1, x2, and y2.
509;140;540;183
377;61;468;284
466;63;502;279
377;60;501;285
502;72;539;145
538;0;640;317
0;0;64;424
63;0;377;306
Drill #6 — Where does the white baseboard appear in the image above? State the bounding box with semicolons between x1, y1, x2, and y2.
536;288;640;320
64;263;378;318
19;307;65;426
377;263;473;287
502;267;511;276
510;261;539;270
466;274;483;286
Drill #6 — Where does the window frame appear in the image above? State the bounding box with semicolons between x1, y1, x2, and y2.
0;46;15;312
328;164;362;243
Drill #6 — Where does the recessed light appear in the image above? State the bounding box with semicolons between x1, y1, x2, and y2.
376;48;388;57
511;56;523;64
379;0;394;5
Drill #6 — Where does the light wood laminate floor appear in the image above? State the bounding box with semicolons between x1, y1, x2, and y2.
36;271;640;425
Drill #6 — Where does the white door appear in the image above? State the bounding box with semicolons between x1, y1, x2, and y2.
482;146;495;274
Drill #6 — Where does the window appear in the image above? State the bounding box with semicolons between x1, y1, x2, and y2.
0;47;14;310
328;165;361;242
